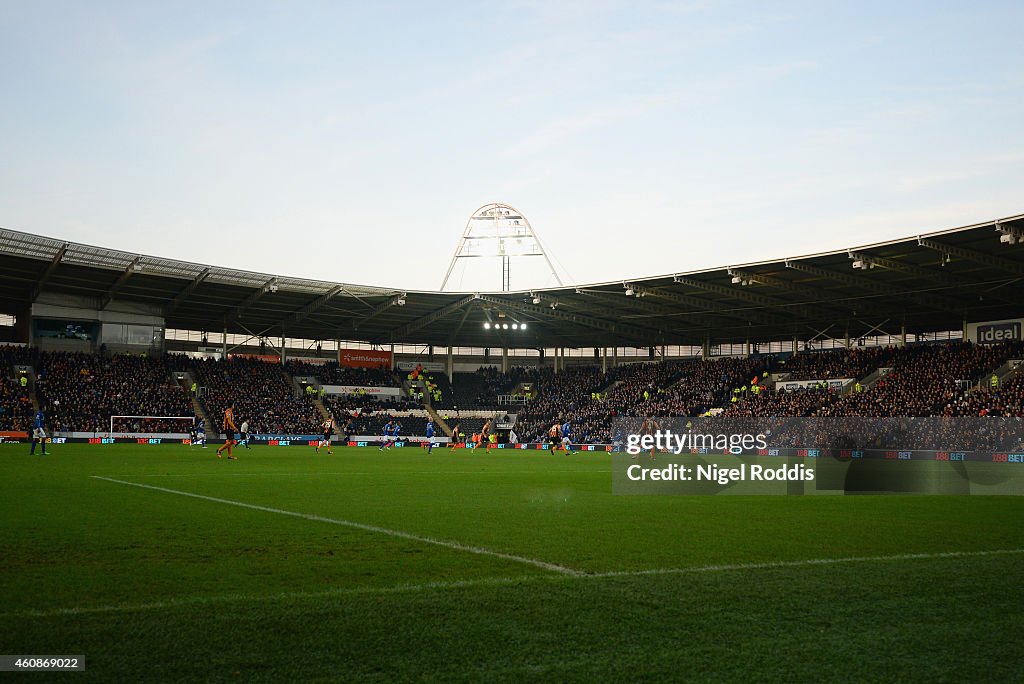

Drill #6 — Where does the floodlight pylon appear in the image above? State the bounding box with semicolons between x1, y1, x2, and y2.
440;202;563;292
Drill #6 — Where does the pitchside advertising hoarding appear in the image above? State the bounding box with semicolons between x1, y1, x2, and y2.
966;318;1024;344
611;417;1024;495
338;348;392;368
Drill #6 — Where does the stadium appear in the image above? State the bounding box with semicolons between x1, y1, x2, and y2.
2;209;1024;680
4;4;1024;681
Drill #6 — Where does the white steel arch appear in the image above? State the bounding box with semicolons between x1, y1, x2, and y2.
440;202;563;292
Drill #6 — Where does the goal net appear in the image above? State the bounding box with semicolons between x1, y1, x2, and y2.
110;415;195;437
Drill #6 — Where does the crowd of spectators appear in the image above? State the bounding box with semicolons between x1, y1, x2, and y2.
284;360;397;388
943;364;1024;417
344;413;429;438
608;358;762;418
0;378;34;430
818;341;1023;417
776;346;903;381
321;393;418;418
191;356;320;435
725;341;1024;419
34;351;193;433
0;345;36;431
7;340;1024;439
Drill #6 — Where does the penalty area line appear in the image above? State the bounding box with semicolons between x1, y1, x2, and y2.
89;476;583;577
3;575;542;620
590;547;1024;578
7;546;1023;620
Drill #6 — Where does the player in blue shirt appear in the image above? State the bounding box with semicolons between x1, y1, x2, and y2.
379;420;394;451
613;429;624;453
425;419;435;454
560;420;574;454
30;408;48;455
392;421;402;447
191;417;207;448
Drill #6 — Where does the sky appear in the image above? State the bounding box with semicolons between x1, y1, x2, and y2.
2;1;1022;293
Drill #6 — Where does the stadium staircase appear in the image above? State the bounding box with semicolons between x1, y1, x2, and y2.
312;399;331;421
846;367;891;394
189;397;215;439
282;367;304;399
979;358;1024;391
13;364;40;410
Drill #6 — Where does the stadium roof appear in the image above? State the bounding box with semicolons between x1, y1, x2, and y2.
2;213;1024;350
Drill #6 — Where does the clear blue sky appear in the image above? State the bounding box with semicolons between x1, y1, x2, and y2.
2;1;1022;292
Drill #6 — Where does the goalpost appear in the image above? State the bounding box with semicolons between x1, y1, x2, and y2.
110;415;196;437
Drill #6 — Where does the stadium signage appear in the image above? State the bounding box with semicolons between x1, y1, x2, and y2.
966;318;1024;344
781;378;852;392
251;434;320;442
228;353;282;363
322;385;401;397
396;361;446;372
977;321;1022;344
339;349;392;368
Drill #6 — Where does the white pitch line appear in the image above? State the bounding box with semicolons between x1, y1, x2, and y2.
89;476;583;576
6;546;1022;620
118;470;613;478
3;575;540;619
589;547;1024;578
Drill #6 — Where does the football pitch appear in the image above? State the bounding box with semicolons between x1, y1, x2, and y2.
2;443;1023;682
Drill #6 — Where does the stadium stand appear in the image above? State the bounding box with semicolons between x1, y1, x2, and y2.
775;346;903;381
0;345;36;431
190;356;320;435
284;360;398;387
726;341;1024;418
5;339;1024;438
950;366;1024;417
33;351;194;433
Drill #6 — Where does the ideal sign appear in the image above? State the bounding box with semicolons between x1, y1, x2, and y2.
977;322;1022;344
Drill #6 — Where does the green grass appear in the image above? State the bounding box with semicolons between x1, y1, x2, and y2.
1;443;1022;682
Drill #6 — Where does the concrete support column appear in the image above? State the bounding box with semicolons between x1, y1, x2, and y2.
501;347;508;374
601;347;607;374
446;346;453;382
